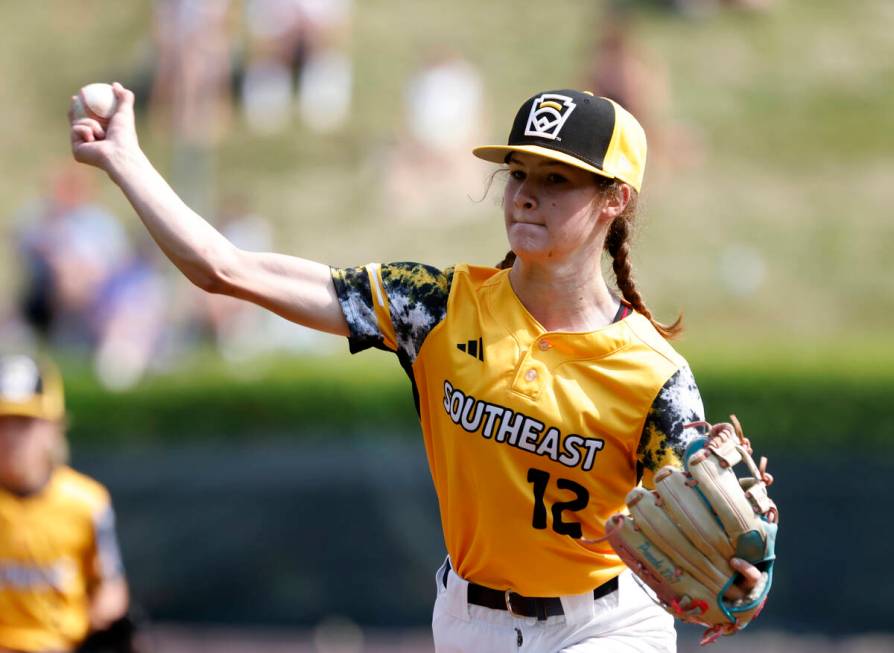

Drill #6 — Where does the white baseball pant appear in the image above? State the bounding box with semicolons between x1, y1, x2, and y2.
432;557;676;653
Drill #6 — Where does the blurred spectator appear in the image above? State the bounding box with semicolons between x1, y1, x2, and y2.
192;195;329;363
241;0;353;134
294;0;353;133
92;240;169;392
149;0;236;214
0;354;136;653
584;9;703;174
14;166;131;351
13;165;170;391
193;195;274;361
585;11;664;135
150;0;235;146
631;0;774;17
405;49;484;154
720;0;775;9
717;243;767;297
240;0;307;133
383;48;489;221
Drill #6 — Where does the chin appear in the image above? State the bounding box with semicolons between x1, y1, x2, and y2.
507;243;544;263
507;227;550;259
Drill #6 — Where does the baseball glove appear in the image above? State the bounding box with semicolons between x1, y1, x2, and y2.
605;416;778;645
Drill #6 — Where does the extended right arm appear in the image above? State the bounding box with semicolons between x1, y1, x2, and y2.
69;83;348;337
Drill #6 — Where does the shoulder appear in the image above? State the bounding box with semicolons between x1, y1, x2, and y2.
598;312;690;401
623;311;688;371
332;261;456;303
453;263;502;281
447;264;504;293
380;262;456;299
50;466;111;516
381;262;503;317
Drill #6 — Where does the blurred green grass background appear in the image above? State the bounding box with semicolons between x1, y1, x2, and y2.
1;1;892;445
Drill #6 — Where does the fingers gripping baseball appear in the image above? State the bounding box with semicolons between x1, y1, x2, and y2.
69;83;138;171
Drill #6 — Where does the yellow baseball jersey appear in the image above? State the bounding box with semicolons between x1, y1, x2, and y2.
0;466;124;652
332;263;704;596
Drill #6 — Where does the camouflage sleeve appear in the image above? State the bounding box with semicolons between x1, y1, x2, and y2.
330;262;453;363
637;365;706;486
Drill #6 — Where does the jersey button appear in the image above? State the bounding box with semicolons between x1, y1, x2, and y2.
538;340;552;351
524;369;538;382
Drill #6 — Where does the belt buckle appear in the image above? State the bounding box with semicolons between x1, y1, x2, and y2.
504;589;522;618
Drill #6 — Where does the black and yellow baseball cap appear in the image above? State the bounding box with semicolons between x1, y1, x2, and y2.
473;89;647;192
0;355;65;421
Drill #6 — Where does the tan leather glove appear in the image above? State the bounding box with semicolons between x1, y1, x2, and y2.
605;416;778;645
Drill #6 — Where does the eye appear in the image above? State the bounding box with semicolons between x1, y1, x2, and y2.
509;169;526;181
546;172;567;184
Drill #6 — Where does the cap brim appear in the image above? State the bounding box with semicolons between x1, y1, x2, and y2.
472;144;616;182
0;399;57;420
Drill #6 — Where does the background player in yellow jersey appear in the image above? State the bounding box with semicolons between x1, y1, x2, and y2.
0;355;130;653
69;85;767;651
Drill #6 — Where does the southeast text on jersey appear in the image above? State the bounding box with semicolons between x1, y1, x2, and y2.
442;380;605;471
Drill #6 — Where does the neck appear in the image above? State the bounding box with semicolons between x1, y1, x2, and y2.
509;257;619;332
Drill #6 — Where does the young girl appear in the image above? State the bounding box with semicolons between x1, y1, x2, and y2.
0;355;130;653
69;85;761;652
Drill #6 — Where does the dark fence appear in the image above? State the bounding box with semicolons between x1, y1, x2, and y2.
72;438;890;635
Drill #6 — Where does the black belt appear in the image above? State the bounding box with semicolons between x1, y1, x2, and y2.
442;563;619;621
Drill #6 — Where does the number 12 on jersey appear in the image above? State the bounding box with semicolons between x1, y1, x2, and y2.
527;467;590;539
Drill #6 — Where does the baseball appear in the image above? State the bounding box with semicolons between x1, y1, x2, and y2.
71;83;118;126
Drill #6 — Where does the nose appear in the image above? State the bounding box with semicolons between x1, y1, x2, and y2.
512;180;537;211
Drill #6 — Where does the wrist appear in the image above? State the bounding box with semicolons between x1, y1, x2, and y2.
107;147;150;187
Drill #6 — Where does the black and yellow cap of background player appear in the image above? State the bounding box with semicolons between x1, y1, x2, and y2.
0;355;65;421
473;89;647;193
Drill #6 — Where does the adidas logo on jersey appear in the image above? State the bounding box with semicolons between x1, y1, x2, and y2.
456;338;484;362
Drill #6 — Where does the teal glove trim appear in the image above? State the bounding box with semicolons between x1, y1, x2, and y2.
682;436;708;472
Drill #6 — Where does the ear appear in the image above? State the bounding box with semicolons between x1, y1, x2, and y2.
596;183;632;223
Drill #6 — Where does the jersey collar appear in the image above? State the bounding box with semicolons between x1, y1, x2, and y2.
484;268;639;360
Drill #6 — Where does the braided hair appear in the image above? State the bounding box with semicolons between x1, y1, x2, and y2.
603;188;682;339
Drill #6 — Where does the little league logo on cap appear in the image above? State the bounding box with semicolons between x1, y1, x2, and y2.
524;94;577;140
473;89;648;192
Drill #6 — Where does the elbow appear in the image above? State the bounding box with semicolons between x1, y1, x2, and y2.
194;267;230;295
189;245;241;296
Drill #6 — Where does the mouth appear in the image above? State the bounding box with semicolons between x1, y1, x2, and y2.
510;217;545;227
